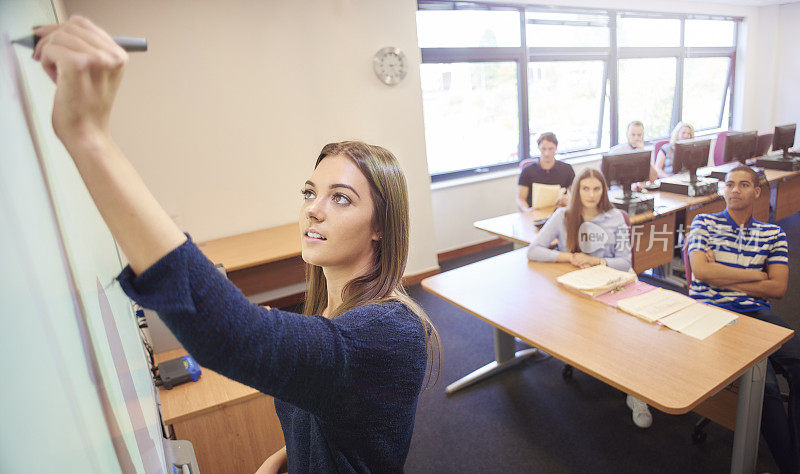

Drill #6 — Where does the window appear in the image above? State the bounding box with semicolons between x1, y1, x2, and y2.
417;2;740;181
618;58;677;140
420;62;519;175
528;61;606;152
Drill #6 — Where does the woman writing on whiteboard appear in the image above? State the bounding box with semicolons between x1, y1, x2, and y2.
527;169;652;428
32;17;439;474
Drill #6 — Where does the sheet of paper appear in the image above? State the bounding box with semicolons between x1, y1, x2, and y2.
556;265;635;291
532;183;565;209
617;288;698;322
679;307;738;340
594;281;657;307
659;304;706;331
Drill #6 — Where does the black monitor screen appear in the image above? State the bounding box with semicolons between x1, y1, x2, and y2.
673;139;712;175
773;124;796;152
601;150;652;195
723;131;757;164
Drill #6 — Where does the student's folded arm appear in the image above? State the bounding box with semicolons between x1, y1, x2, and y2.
688;251;765;285
654;151;669;179
724;263;788;299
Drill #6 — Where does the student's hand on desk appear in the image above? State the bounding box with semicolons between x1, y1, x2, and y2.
570;252;599;268
32;16;128;150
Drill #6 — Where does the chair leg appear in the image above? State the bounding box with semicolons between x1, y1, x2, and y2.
692;417;710;444
562;364;573;379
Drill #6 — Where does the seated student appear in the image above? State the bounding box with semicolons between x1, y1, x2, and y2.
609;121;659;184
687;165;799;474
527;169;653;428
33;18;440;474
654;122;695;178
517;132;575;212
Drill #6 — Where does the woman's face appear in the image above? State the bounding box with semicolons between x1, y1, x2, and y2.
300;155;380;270
578;177;604;210
678;126;693;140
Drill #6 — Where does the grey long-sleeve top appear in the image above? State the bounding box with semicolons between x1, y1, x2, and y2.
526;207;633;272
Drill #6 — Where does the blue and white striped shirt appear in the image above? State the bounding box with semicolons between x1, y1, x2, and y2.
687;210;788;312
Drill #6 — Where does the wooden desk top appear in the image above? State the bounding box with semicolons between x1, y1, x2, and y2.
155;349;263;424
197;223;301;271
421;249;793;414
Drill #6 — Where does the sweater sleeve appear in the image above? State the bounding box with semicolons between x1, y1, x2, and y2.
117;238;362;416
527;208;564;262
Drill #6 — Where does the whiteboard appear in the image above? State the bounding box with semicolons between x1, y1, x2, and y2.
0;1;166;472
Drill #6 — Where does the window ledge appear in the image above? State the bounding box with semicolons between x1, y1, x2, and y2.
430;167;520;190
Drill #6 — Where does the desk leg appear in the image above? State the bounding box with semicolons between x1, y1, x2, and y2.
445;328;544;395
730;358;767;474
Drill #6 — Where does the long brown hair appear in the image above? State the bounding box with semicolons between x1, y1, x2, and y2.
302;141;440;386
564;168;613;252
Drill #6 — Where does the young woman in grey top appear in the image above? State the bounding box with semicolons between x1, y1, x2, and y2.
654;122;695;178
527;168;653;429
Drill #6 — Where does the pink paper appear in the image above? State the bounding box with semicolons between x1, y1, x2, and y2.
594;280;657;307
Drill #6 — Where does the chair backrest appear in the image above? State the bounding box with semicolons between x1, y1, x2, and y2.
682;237;692;287
652;139;669;164
713;131;737;166
620;210;634;271
756;132;773;157
519;158;536;169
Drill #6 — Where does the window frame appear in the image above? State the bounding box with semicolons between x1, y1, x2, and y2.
417;2;740;182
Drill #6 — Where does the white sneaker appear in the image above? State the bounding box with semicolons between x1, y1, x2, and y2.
626;395;653;428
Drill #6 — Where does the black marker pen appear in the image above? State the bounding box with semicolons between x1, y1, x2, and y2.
12;34;147;52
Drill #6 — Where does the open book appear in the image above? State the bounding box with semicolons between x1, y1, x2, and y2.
532;183;566;209
616;288;738;340
556;265;637;297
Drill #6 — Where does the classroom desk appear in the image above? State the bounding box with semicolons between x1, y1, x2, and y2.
421;249;793;473
156;349;285;474
762;168;800;221
198;222;305;306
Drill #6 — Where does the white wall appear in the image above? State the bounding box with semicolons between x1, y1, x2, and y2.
62;0;440;276
433;0;798;253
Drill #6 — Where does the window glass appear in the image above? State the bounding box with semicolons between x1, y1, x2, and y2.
685;20;735;47
618;17;680;47
618;57;677;140
683;57;730;130
528;61;606;153
525;11;609;47
420;62;520;175
416;10;521;48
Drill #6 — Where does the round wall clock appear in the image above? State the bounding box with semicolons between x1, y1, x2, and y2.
373;47;408;86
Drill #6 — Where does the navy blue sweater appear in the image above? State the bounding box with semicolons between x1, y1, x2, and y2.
117;238;428;473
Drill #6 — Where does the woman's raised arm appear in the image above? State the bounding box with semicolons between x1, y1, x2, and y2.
33;16;186;275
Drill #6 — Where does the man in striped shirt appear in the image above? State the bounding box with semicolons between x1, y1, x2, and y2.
688;165;798;473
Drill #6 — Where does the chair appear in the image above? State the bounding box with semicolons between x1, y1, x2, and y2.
756;132;774;157
652;139;669;164
562;210;633;379
519;158;536;169
712;131;737;166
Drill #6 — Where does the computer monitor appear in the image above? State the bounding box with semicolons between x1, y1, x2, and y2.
772;124;796;160
723;131;757;164
601;150;652;200
673;139;712;184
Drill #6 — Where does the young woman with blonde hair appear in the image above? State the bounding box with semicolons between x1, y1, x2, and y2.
654;121;696;178
527;168;652;428
32;17;439;474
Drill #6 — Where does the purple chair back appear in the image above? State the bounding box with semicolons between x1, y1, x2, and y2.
756;133;773;157
519;158;535;169
713;131;737;166
652;140;669;164
682;237;692;287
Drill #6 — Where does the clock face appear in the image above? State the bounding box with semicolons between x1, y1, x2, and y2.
373;47;407;86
